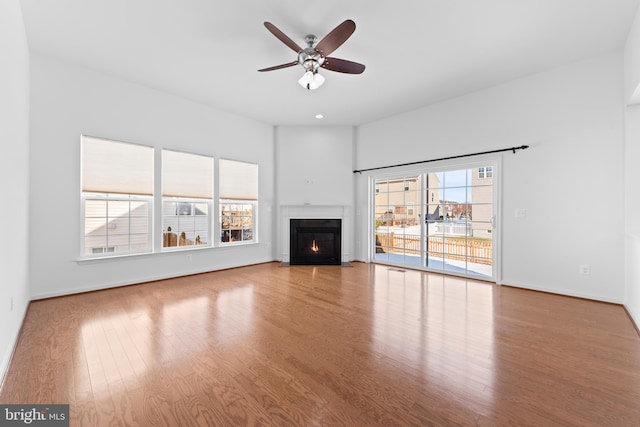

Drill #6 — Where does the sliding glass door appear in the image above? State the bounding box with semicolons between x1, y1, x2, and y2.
373;163;496;280
374;175;422;266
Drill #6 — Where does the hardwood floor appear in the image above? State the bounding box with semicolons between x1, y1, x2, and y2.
2;262;640;426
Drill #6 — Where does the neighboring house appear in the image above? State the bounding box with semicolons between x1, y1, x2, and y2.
84;201;150;255
85;200;211;255
375;168;493;238
375;176;421;226
471;166;493;238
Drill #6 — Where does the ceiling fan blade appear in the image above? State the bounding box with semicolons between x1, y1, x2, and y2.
264;22;302;53
258;61;299;72
315;20;356;56
321;57;365;74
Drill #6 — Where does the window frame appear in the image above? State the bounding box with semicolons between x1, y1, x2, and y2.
219;199;258;245
80;135;155;259
162;197;213;250
370;158;500;282
218;158;259;246
478;166;493;179
81;192;154;258
79;136;262;260
161;149;214;252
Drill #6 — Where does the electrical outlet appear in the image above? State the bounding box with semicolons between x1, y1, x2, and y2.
515;209;527;218
187;254;192;262
579;264;590;275
10;297;13;311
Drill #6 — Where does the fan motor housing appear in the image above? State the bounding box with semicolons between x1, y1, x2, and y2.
298;48;324;71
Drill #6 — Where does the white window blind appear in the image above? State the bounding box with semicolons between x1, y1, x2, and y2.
219;159;258;200
162;150;214;199
81;135;154;195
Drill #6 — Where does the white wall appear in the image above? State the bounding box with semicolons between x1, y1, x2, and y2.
625;6;640;103
624;6;640;328
625;106;640;326
0;0;31;381
275;126;354;206
275;126;354;260
29;54;276;299
355;52;625;303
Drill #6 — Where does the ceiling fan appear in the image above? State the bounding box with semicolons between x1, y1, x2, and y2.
258;19;366;90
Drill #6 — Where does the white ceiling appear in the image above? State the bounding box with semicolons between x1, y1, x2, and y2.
19;0;640;126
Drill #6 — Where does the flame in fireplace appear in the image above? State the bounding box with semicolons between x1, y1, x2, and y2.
311;240;319;253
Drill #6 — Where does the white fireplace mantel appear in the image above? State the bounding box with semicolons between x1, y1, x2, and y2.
280;205;351;264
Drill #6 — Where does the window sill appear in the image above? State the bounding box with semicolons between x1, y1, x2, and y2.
77;251;157;263
220;240;256;247
161;244;214;253
77;241;260;263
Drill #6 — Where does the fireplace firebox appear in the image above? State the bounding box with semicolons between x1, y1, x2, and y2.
289;219;341;265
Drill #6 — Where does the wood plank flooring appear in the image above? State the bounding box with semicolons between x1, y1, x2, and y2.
2;262;640;426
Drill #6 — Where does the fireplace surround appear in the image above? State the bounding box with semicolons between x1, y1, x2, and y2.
289;219;341;265
280;205;351;266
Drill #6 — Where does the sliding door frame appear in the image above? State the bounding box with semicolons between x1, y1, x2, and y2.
368;156;502;284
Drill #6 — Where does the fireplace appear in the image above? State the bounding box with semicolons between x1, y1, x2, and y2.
289;219;342;265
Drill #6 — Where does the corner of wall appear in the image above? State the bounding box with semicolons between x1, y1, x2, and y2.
0;0;32;391
0;302;29;389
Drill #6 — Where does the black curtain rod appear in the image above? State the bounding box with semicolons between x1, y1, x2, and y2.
352;145;530;174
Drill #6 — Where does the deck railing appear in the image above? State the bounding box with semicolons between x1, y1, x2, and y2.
376;233;492;265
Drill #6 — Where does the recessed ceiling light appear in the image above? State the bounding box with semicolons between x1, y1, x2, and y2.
315;114;324;119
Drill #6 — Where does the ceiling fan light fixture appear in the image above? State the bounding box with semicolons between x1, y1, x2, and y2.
260;20;364;89
298;70;325;90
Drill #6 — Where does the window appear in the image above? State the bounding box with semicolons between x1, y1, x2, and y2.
81;136;153;257
219;159;258;244
91;247;115;254
478;166;493;179
162;150;213;249
220;203;254;242
374;175;421;264
81;136;260;257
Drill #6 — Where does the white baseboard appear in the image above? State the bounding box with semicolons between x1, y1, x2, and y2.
31;258;276;300
0;301;29;391
624;303;640;335
503;280;623;304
